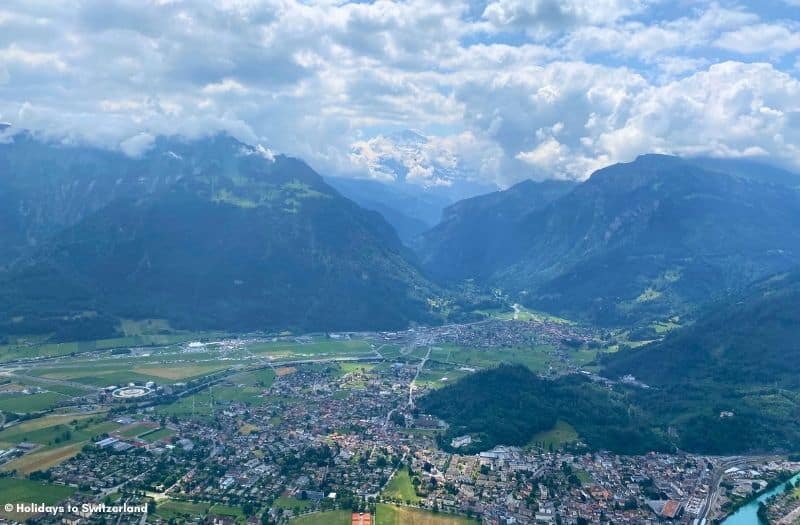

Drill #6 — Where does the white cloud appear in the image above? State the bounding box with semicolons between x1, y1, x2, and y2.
0;44;67;70
120;132;155;157
715;23;800;55
482;0;646;38
597;62;800;165
0;0;798;186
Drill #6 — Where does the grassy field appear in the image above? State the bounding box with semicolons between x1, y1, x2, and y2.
248;338;374;358
0;376;88;398
156;369;278;421
575;469;593;484
382;469;421;503
116;422;157;439
0;391;69;413
139;427;176;443
0;416;117;448
428;344;560;374
0;413;95;438
2;442;86;475
289;510;352;525
0;332;213;363
0;416;117;474
529;420;580;450
375;505;476;525
337;363;376;375
234;368;276;387
155;500;210;520
132;364;230;381
155;390;215;421
208;504;245;519
273;496;314;511
416;366;473;390
0;477;75;520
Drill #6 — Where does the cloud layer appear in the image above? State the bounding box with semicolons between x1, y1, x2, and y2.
1;0;799;187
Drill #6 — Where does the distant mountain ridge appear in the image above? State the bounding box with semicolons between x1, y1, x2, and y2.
326;177;453;245
0;133;440;340
417;179;577;281
418;154;800;325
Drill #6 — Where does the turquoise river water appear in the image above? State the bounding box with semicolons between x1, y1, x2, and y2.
721;472;800;525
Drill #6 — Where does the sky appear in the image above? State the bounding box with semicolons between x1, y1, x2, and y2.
1;0;799;188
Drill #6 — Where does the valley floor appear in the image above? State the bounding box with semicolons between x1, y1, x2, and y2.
0;316;795;525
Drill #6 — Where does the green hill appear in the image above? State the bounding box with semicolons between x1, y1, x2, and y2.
603;269;800;452
418;364;668;455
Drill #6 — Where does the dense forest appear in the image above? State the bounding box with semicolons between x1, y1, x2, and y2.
418;364;669;455
420;361;800;455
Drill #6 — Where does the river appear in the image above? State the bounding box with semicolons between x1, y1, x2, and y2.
721;472;800;525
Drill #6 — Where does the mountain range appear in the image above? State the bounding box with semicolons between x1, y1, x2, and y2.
0;133;439;340
418;154;800;325
4;130;800;349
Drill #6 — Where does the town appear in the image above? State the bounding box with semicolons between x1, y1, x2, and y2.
0;315;798;525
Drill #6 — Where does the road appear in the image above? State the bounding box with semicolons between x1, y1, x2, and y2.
408;345;431;409
701;455;783;521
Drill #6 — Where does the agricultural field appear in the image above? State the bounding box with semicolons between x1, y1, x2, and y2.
235;368;276;388
289;510;352;525
27;360;234;388
155;390;216;421
0;391;70;413
0;477;75;520
375;504;477;525
528;420;580;451
0;415;116;449
2;442;85;476
0;415;118;474
382;469;421;503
